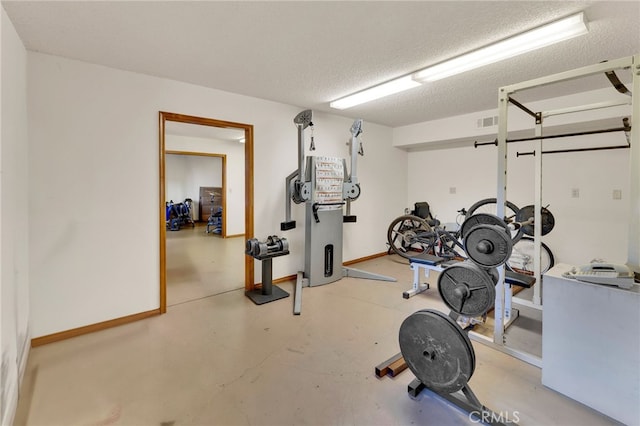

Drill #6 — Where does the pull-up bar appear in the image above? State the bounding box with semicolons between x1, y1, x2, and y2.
474;117;631;148
516;144;630;157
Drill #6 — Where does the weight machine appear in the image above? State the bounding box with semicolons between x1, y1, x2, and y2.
281;110;395;315
488;54;640;366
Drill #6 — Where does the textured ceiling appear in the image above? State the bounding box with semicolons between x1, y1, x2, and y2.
3;1;639;127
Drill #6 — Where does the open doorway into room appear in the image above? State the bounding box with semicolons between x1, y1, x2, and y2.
159;112;255;312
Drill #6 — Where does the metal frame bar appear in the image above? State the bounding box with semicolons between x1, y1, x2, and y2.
512;296;543;310
403;261;439;298
507;125;629;143
468;331;543;368
542;98;631;117
476;124;630;148
504;56;633;93
629;57;640;269
517;144;630;157
509;96;539;119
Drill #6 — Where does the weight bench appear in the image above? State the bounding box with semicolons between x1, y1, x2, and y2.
505;270;536;288
403;253;536;302
501;270;536;329
403;254;457;299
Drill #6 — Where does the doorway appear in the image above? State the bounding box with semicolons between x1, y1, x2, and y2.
159;112;254;313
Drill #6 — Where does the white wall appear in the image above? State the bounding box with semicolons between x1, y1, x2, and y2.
404;95;632;266
0;7;29;426
166;134;245;235
27;52;406;338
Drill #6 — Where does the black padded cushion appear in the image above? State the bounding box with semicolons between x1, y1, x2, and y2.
413;202;440;226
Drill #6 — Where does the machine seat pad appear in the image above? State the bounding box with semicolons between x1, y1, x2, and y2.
505;270;536;288
409;253;445;266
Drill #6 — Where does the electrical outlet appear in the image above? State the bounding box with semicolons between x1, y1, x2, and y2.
613;189;622;200
571;188;579;198
449;187;456;194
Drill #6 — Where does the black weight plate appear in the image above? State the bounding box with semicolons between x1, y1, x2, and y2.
464;224;513;268
399;309;475;394
486;267;499;285
515;205;555;236
460;213;508;240
438;262;496;316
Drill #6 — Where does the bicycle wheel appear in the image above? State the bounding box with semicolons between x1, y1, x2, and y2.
506;236;555;275
466;198;523;242
387;215;433;260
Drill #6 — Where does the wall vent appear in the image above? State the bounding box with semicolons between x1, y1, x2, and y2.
477;116;498;128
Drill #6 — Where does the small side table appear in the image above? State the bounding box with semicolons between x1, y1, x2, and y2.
245;250;290;305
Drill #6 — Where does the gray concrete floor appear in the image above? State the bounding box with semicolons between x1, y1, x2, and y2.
14;230;620;425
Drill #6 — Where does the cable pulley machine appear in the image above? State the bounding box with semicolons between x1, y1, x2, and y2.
281;110;395;315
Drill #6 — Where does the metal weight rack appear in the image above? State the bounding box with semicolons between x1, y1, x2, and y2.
398;213;518;425
486;54;640;366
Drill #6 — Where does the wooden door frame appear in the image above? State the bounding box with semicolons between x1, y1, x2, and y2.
165;151;227;237
159;111;254;313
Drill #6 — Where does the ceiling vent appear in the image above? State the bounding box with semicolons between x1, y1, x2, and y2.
477;116;499;128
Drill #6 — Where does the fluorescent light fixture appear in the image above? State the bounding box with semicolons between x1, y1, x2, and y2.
412;12;588;83
329;76;421;110
239;137;245;144
329;12;588;110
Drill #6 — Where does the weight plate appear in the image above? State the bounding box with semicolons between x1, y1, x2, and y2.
486;267;499;285
460;213;508;240
438;262;496;316
464;224;513;268
399;309;475;394
515;205;555;236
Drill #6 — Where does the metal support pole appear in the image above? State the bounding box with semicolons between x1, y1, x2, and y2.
628;54;640;272
261;258;274;295
494;87;510;345
533;120;543;306
297;124;305;182
350;119;362;185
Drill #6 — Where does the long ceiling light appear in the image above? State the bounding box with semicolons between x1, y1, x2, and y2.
329;12;588;109
329;76;421;110
412;12;589;83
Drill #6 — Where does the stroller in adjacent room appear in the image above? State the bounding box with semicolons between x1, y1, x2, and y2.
166;198;195;231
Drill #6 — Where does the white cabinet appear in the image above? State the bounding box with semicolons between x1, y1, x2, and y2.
543;264;640;425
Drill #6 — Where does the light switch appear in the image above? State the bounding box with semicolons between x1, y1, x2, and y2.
571;188;579;198
613;189;622;200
